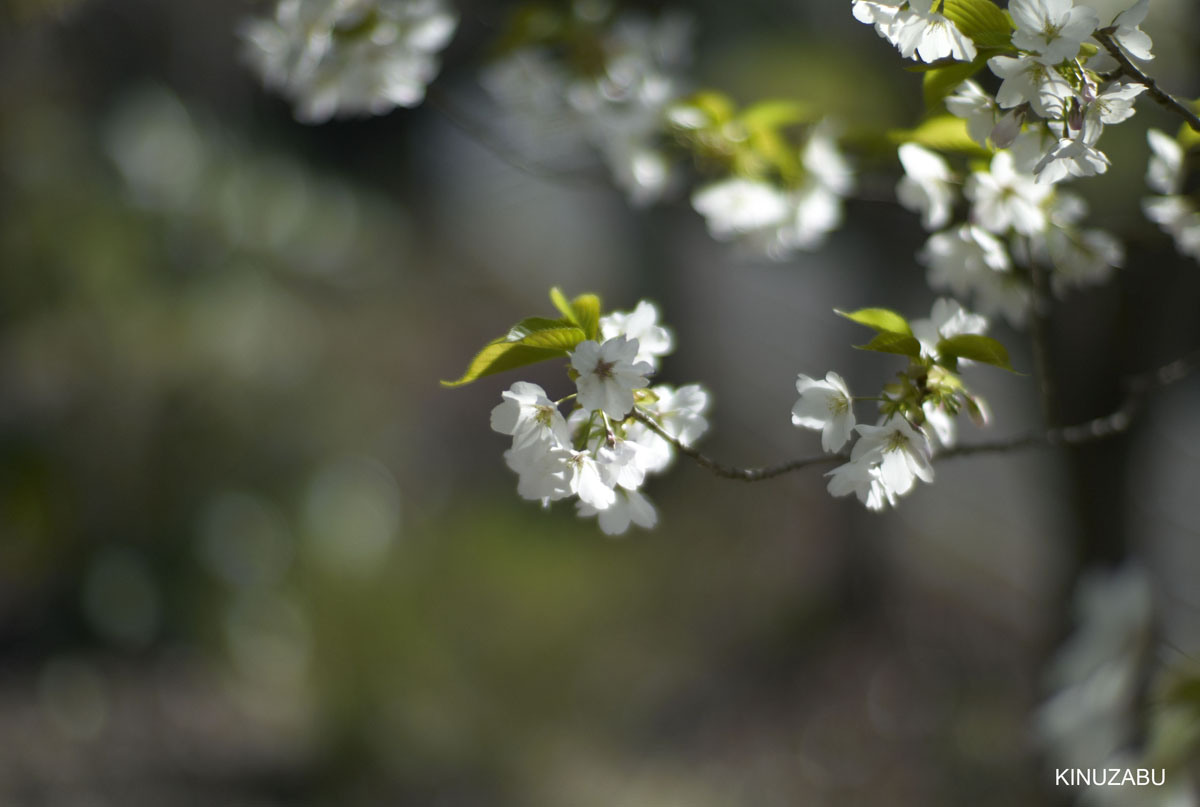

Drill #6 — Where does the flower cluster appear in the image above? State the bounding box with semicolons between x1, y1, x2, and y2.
241;0;458;123
490;302;709;535
793;299;996;511
484;5;856;259
683;120;853;260
853;0;977;64
1143;129;1200;263
858;0;1153;185
901;129;1124;326
482;5;694;206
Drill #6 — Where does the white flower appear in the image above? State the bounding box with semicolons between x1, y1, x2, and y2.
891;1;978;63
1058;81;1145;146
506;443;573;504
567;450;617;510
1143;196;1200;262
967;150;1053;235
491;381;571;452
1110;0;1154;62
946;80;999;148
792;371;855;453
483;9;691;206
1009;0;1099;66
921;400;957;448
803;125;854;197
571;336;653;418
578;489;657;535
595;439;648;492
852;0;904;30
920;225;1031;326
600;301;674;369
1086;81;1144;129
1035;137;1111;184
976;270;1033;326
1047;227;1123;293
1146;128;1183;195
910;298;988;361
987;55;1074;118
897;143;956;231
852;418;935;497
567;12;694;206
826;457;893;511
920;224;1011;299
691;178;791;241
627;384;710;473
764;184;844;257
826;418;934;510
241;0;458;123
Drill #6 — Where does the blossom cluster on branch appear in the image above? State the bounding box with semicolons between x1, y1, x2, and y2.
237;0;1200;531
446;292;709;536
794;299;1002;510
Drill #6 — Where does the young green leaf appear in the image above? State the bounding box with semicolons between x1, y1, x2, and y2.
739;99;809;130
441;339;576;388
942;0;1013;50
549;287;579;325
937;333;1015;371
922;56;989;109
889;114;989;155
855;332;923;357
836;307;913;335
569;293;602;341
508;316;576;338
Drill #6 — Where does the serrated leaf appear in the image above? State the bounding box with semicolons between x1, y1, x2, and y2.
836;307;913;335
508;316;575;338
855;332;923;357
569;293;602;340
889;114;989;155
937;333;1015;371
922;56;989;109
942;0;1013;50
519;326;588;351
441;340;574;388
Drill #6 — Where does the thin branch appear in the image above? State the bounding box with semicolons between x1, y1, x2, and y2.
1094;30;1200;133
636;347;1200;481
426;86;610;190
631;411;844;481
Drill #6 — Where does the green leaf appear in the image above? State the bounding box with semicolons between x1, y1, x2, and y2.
855;332;923;357
942;0;1013;50
922;55;989;109
681;90;736;127
441;340;574;388
889;114;989;155
508;316;575;338
836;307;913;335
739;99;809;130
549;287;578;325
518;326;588;351
937;333;1015;371
569;293;602;340
1178;118;1200;152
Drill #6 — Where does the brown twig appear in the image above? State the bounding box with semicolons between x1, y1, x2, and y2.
1094;29;1200;133
635;347;1200;481
426;86;610;190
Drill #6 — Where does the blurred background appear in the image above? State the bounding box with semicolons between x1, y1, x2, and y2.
1;0;1198;804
